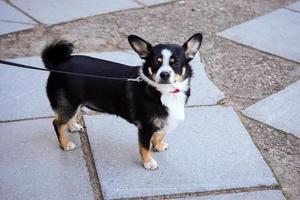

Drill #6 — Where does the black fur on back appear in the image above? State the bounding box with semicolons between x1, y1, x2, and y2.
41;39;74;69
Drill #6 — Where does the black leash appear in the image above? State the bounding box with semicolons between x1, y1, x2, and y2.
0;59;143;82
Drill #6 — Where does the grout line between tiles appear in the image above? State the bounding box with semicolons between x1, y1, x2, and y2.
6;0;43;25
115;185;280;200
214;34;300;65
237;113;291;200
132;0;147;7
0;19;36;25
0;115;54;124
79;116;103;200
284;7;300;14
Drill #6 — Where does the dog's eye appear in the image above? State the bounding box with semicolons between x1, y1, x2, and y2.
169;57;175;64
157;57;162;64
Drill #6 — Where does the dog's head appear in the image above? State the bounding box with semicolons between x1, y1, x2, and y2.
128;33;202;85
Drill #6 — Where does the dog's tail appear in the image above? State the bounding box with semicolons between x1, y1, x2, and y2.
41;39;74;69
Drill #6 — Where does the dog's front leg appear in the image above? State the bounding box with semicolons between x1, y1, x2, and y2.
138;128;158;170
151;132;168;152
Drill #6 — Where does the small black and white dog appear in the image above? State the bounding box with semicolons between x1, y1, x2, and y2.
42;33;202;170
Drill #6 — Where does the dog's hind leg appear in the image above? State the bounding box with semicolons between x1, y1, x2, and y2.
53;118;75;151
67;107;83;132
50;89;81;150
53;106;80;151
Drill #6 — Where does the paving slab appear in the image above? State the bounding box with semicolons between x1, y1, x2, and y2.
242;80;300;138
0;21;36;36
0;118;93;200
178;190;285;200
0;56;52;121
137;0;173;6
188;52;224;105
10;0;141;25
0;1;36;24
0;1;36;35
286;1;300;12
217;9;300;63
84;106;277;199
0;51;223;121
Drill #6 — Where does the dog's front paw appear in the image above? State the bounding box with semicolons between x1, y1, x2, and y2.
68;123;83;132
153;142;169;152
61;141;76;151
143;158;158;170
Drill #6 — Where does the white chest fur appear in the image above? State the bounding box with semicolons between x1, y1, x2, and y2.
160;91;186;133
139;68;189;133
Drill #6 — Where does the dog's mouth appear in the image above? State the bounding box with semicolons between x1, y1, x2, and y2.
158;79;172;84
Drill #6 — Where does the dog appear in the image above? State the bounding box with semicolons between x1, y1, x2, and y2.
42;33;202;170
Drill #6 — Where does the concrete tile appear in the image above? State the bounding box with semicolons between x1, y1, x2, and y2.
0;1;36;35
286;1;300;12
188;52;224;105
84;106;277;199
218;9;300;63
0;56;52;121
179;190;285;200
85;51;225;105
10;0;141;25
137;0;173;6
0;118;93;200
0;51;223;121
0;1;36;24
243;80;300;138
0;21;36;36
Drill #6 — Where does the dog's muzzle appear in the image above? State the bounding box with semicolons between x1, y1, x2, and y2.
159;71;171;84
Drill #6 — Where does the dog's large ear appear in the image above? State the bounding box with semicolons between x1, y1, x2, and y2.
182;33;203;61
128;35;152;59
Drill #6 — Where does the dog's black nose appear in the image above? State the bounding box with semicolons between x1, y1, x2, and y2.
160;71;170;80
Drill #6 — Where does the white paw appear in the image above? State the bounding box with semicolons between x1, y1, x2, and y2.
153;142;169;152
68;123;83;132
143;158;158;170
161;142;169;151
65;141;76;151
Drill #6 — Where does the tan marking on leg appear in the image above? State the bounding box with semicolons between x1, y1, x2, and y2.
58;123;68;149
151;132;168;152
54;119;75;151
138;143;152;163
138;143;158;170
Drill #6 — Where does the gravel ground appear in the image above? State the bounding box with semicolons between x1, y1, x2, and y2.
1;0;299;199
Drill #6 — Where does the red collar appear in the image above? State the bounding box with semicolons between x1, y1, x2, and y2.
170;88;180;93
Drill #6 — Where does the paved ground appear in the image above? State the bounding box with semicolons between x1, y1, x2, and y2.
0;0;300;199
0;118;93;199
218;6;300;63
0;0;172;34
242;80;300;138
85;107;277;199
